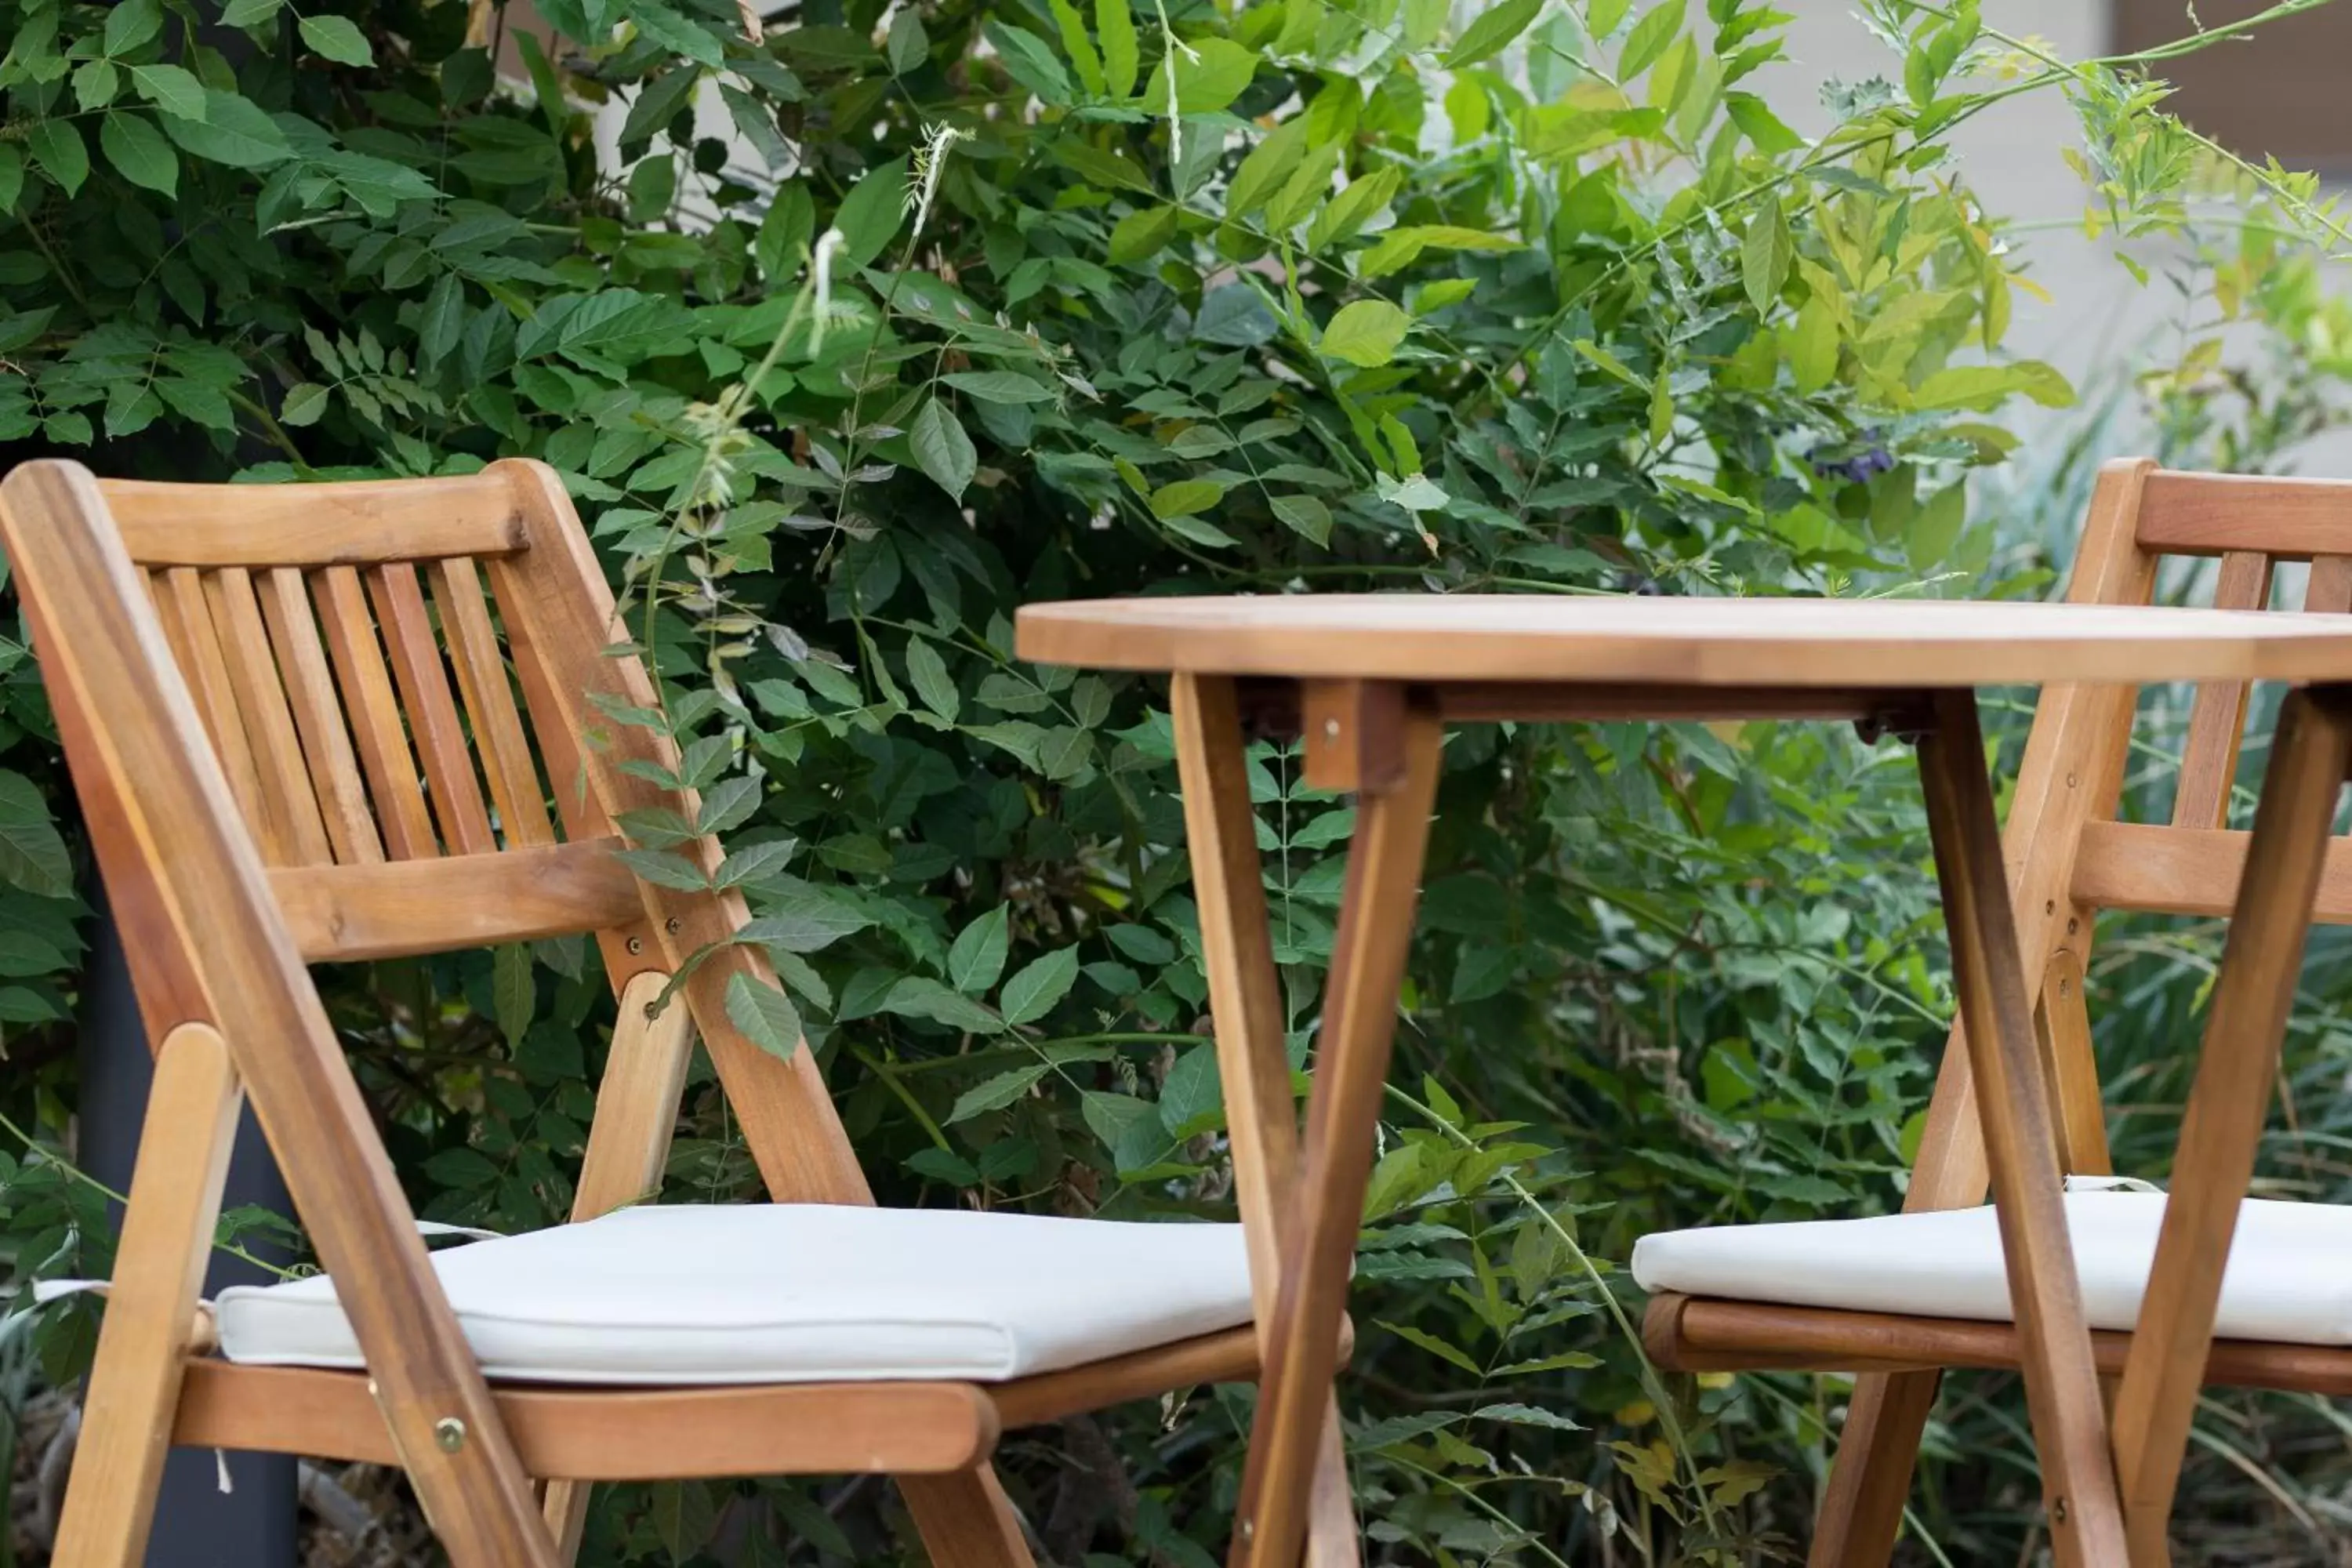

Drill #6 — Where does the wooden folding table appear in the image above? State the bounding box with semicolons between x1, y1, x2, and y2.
1014;594;2352;1568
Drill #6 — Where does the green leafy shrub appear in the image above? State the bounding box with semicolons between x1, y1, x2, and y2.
2;0;2349;1559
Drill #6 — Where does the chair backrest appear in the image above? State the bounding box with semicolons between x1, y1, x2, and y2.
1908;459;2352;1197
2;458;866;1200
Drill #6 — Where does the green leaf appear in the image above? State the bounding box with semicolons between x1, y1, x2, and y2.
904;636;960;720
739;880;874;951
1149;478;1225;520
162;91;294;169
1271;494;1331;545
630;1;728;67
1618;0;1686;79
985;21;1073;106
104;0;164;55
715;838;797;887
1152;36;1259;114
831;157;909;271
1225;117;1309;220
939;370;1054;404
280;383;329;426
1045;0;1105;95
298;14;375;67
909;398;978;501
726;971;804;1058
1157;1045;1224;1135
100;113;176;195
129;64;205;123
947;1063;1051;1123
650;1483;720;1564
1570;336;1642;386
1474;1402;1586;1432
493;944;534;1046
1378;1320;1485;1375
947;904;1011;995
74;60;119;113
1913;361;2074;410
1083;1089;1167;1172
219;0;283;25
614;847;713;891
1741;198;1791;314
0;773;71;898
1357;224;1519;279
999;946;1079;1025
1106;203;1179;266
0;147;23;215
884;975;1004;1033
1445;0;1541;68
26;122;88;198
1725;90;1802;154
1097;0;1139;97
620;67;702;151
1788;292;1838;392
1319;299;1410;368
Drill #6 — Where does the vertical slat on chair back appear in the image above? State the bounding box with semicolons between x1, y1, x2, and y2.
104;477;554;877
2064;471;2352;924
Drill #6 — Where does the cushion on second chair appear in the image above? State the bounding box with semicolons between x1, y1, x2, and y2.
1632;1187;2352;1347
215;1204;1254;1385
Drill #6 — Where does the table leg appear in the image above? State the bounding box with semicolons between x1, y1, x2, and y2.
2108;684;2352;1566
1172;676;1360;1568
1915;690;2129;1568
1225;693;1443;1568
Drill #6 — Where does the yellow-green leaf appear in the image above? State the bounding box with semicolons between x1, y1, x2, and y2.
1149;36;1258;114
1149;477;1226;518
1788;294;1838;392
1318;299;1410;368
1225;117;1311;220
1618;0;1685;78
1740;198;1791;313
1445;0;1541;69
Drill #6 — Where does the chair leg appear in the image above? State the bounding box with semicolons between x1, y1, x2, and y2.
1806;1369;1942;1568
1916;690;2129;1568
2109;684;2352;1566
901;1468;1038;1566
52;1024;242;1568
543;1479;592;1563
1232;697;1443;1568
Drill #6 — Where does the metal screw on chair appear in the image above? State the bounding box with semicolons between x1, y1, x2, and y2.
2053;1497;2068;1525
1322;718;1340;740
626;936;644;955
1237;1517;1255;1542
434;1417;467;1454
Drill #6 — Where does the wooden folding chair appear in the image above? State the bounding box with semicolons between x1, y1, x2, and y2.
0;458;1328;1568
1636;459;2352;1566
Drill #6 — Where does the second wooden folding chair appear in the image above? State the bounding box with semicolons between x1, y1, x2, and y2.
1638;459;2352;1566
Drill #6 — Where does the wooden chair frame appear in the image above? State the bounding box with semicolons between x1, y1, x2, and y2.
1;459;1310;1568
1636;459;2352;1567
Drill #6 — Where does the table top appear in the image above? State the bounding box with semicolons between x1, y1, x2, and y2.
1014;594;2352;688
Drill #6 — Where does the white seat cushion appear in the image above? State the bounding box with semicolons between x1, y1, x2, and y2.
216;1204;1254;1385
1632;1189;2352;1346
